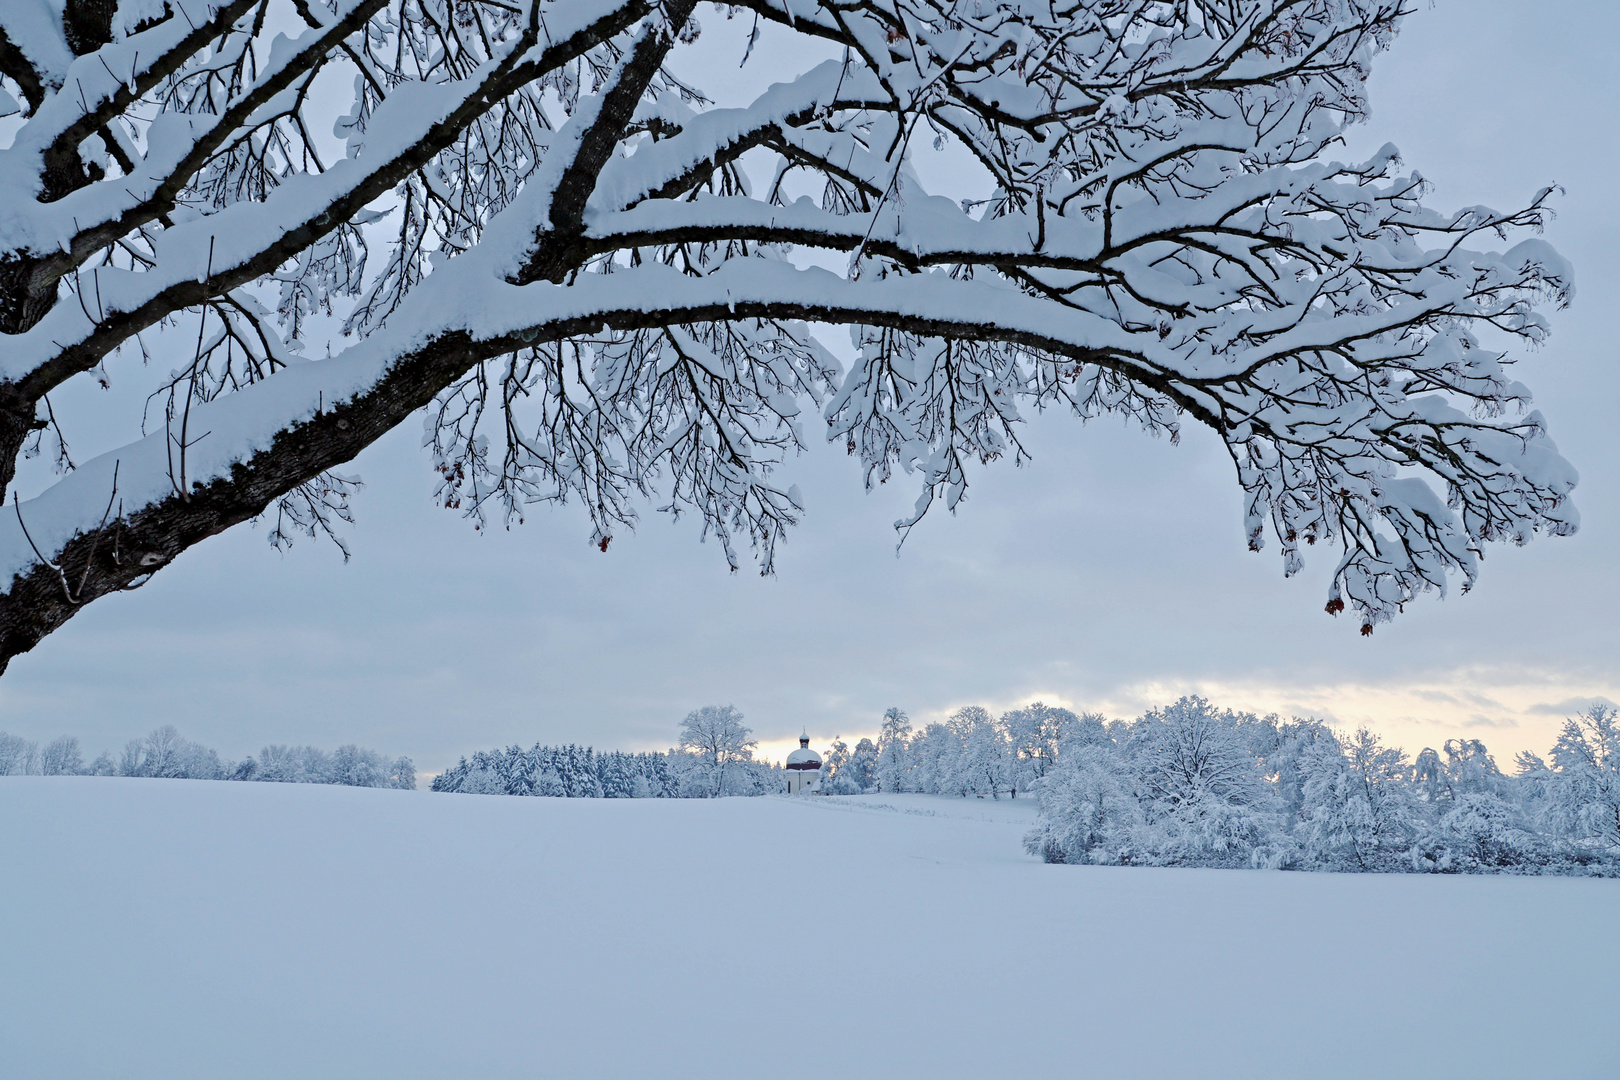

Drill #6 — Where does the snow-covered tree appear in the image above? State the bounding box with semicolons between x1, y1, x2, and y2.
1425;790;1543;873
677;703;756;796
0;731;39;774
554;744;604;797
874;706;912;792
38;734;83;774
329;742;390;786
844;736;878;794
1411;745;1445;805
1539;705;1620;866
1125;697;1280;867
1265;718;1336;820
955;705;1011;798
907;721;958;795
389;754;417;790
457;764;506;794
1023;696;1620;875
1005;702;1076;795
1024;739;1137;864
1055;712;1112;758
637;750;675;797
1029;697;1280;866
1297;726;1420;871
242;737;409;785
254;742;329;782
818;736;864;795
0;0;1579;668
598;750;634;797
119;723;226;778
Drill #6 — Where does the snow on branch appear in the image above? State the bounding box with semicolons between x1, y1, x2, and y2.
0;0;1580;668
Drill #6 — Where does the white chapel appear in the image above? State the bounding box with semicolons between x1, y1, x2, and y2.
785;735;822;794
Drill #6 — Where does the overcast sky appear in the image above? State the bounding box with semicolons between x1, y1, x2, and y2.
1;0;1615;774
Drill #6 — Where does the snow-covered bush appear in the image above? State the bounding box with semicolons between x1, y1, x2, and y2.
1024;742;1138;865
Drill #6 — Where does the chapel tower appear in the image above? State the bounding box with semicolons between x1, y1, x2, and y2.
785;735;822;794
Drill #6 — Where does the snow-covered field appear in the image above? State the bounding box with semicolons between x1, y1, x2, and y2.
3;779;1616;1079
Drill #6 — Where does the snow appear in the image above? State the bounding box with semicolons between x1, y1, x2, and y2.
3;778;1615;1079
0;1;1581;638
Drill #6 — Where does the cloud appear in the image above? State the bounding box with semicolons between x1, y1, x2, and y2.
1464;714;1518;729
1278;704;1342;725
1526;696;1618;716
1407;689;1505;711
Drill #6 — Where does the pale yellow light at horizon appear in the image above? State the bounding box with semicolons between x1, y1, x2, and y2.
746;672;1616;768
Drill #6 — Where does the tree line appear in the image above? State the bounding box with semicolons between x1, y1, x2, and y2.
432;705;782;798
13;700;1615;876
819;703;1071;798
822;698;1620;875
0;724;415;789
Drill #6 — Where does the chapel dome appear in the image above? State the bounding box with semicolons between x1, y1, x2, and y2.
786;735;821;769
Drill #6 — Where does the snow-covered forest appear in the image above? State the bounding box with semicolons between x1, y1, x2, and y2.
419;695;1620;875
824;698;1620;875
0;723;414;786
432;743;782;796
433;703;783;795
